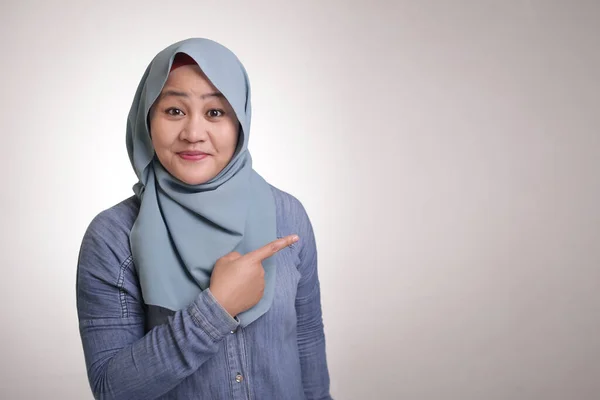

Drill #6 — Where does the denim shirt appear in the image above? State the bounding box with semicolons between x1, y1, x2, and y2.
76;186;332;400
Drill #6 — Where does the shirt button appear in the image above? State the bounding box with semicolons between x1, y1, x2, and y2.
230;330;236;334
235;374;244;383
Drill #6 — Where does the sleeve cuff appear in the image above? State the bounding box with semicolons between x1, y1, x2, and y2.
188;289;240;340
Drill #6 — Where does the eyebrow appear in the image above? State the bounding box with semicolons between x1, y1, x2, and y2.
159;89;224;100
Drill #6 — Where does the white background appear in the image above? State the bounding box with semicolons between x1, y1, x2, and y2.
1;1;599;399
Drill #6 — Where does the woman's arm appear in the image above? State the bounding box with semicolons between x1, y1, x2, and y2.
76;212;238;400
294;201;333;400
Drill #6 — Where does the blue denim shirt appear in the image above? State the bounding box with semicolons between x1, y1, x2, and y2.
76;186;332;399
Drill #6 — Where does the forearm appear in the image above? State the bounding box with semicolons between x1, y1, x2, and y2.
80;289;237;400
297;281;333;400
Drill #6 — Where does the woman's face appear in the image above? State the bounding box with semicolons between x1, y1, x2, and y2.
149;64;240;185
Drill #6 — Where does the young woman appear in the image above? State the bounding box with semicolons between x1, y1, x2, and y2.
76;38;332;399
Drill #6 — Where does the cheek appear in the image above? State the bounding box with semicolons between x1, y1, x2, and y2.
149;120;175;149
218;122;239;155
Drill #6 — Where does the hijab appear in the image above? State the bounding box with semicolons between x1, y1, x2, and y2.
126;38;277;327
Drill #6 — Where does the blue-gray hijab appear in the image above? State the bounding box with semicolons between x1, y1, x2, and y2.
126;38;276;326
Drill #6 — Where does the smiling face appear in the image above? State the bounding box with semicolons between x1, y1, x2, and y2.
149;63;240;185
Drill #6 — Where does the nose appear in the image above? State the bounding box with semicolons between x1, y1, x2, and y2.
179;113;209;143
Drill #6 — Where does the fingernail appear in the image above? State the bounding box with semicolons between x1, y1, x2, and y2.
292;235;299;242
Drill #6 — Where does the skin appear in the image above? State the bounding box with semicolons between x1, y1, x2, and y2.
210;235;299;317
149;63;299;317
149;63;239;186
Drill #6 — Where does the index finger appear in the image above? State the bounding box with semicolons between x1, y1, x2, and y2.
244;235;299;263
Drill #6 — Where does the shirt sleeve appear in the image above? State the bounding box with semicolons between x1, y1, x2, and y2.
293;201;333;400
76;213;239;400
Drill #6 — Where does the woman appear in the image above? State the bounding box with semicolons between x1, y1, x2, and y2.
76;38;332;400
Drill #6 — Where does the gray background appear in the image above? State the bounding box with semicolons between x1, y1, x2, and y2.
1;0;599;399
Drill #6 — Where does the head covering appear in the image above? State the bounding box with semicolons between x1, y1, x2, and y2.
126;38;277;326
169;53;197;71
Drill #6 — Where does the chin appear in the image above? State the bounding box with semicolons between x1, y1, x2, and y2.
177;170;215;186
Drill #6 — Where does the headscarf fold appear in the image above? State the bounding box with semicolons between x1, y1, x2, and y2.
126;38;277;326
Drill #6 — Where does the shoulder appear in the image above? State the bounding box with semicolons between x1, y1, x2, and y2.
79;196;140;263
77;196;142;319
269;185;317;261
88;195;140;230
84;195;140;240
270;184;311;229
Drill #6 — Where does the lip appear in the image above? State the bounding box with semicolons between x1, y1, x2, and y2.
177;151;209;161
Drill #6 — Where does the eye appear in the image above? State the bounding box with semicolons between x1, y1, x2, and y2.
207;109;224;118
165;107;185;117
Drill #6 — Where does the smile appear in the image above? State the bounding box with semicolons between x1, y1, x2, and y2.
177;151;209;161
